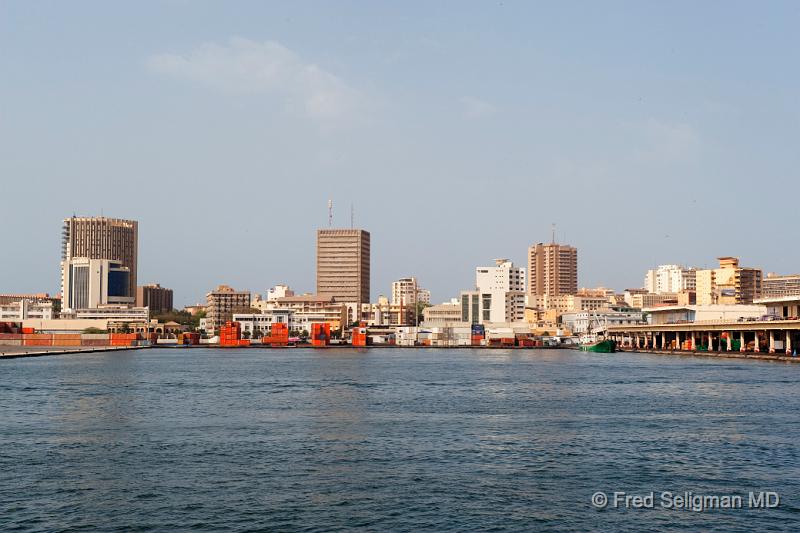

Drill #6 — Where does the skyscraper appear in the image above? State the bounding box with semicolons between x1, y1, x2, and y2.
61;216;138;301
316;229;370;304
527;242;578;297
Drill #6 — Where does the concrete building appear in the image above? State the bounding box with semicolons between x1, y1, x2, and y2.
206;285;251;334
61;216;138;300
644;265;697;294
0;300;55;321
183;304;207;316
62;258;134;312
528;294;609;313
273;294;347;333
391;277;419;306
422;302;463;326
416;289;431;305
136;284;173;314
474;259;526;323
762;274;800;299
628;292;679;309
316;229;370;304
527;242;578;297
561;307;645;335
267;284;295;301
696;257;762;305
233;308;294;337
643;305;767;325
0;293;61;316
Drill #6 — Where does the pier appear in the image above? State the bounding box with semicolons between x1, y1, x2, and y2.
607;319;800;355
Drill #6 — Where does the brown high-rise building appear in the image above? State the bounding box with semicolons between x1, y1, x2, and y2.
61;216;138;300
206;285;251;334
136;284;174;314
316;229;371;304
528;242;578;297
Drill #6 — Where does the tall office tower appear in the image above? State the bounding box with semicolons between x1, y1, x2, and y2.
61;216;138;300
316;229;371;304
527;242;578;297
391;277;419;306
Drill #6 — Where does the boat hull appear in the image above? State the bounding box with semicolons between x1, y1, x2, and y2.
579;339;616;353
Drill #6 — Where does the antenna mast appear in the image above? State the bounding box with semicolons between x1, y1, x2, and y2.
328;200;333;228
351;204;354;229
551;223;556;244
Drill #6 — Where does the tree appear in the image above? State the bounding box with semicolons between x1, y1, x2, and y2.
82;327;107;334
252;329;263;339
242;330;251;339
416;302;431;324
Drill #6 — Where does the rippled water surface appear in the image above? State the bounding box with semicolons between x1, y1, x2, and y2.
2;348;800;531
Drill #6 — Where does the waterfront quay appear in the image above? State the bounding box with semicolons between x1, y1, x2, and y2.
608;318;800;356
0;345;147;359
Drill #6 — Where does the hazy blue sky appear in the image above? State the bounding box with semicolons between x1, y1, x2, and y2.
2;1;799;306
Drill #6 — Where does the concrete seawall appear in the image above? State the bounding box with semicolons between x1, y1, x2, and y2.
0;345;149;360
618;348;800;363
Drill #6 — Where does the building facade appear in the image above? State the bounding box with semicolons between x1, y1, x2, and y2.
422;303;463;326
696;257;762;305
527;242;578;297
644;265;697;294
0;300;55;321
762;274;800;299
391;277;419;306
316;229;371;304
62;258;134;311
61;216;138;300
136;284;173;314
206;285;251;334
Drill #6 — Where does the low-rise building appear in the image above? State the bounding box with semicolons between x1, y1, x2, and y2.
762;274;800;299
0;300;56;321
233;308;294;337
696;257;762;305
422;302;462;326
273;294;347;333
560;307;645;334
644;304;767;325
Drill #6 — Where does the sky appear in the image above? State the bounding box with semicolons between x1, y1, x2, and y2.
2;1;799;306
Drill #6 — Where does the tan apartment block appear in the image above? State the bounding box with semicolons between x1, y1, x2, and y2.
528;242;578;297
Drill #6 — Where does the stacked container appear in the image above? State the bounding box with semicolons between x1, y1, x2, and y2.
311;323;331;347
219;321;241;346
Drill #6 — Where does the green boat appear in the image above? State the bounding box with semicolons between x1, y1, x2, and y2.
579;339;617;353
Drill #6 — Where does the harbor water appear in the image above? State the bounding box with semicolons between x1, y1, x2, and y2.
2;348;799;531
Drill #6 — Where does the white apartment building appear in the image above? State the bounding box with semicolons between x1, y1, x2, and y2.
0;300;55;321
391;277;418;305
267;285;295;301
233;308;294;336
644;264;697;294
466;259;527;323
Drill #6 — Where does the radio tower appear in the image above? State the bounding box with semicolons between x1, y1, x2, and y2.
328;199;333;228
350;204;354;229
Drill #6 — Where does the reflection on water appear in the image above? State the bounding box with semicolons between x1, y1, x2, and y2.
1;348;799;531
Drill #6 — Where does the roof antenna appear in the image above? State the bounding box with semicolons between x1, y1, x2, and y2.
328;199;333;228
551;223;556;244
351;203;354;229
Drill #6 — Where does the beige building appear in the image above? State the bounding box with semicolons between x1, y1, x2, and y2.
422;303;462;325
762;273;800;299
206;285;251;334
391;277;419;305
61;216;138;300
528;294;608;313
628;292;679;309
696;257;762;305
316;229;371;304
528;242;578;297
273;294;347;332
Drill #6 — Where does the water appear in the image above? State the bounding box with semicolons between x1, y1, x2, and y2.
2;348;799;532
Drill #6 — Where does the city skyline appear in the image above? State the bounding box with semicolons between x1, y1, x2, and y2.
3;2;800;305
